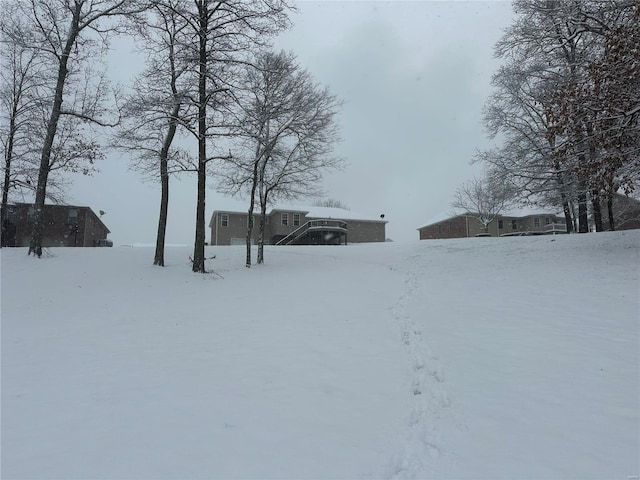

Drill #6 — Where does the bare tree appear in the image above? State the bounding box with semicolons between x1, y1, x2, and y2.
218;50;343;266
479;0;637;234
313;198;350;210
1;3;69;244
12;0;148;257
114;1;192;266
156;0;292;273
452;176;515;233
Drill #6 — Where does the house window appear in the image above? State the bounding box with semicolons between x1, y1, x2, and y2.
498;219;504;229
511;220;517;230
534;217;540;228
221;214;229;227
281;213;288;226
545;217;551;225
293;213;300;226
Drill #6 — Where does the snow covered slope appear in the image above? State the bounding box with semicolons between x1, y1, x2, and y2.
2;231;639;479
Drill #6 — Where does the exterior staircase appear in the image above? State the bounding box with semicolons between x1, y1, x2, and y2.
275;219;348;245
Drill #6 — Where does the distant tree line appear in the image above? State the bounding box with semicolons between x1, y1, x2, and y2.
457;0;639;233
0;0;343;271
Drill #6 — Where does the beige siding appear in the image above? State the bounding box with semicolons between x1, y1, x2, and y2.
345;220;386;242
210;209;386;245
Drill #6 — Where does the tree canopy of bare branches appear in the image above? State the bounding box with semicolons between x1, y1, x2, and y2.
5;0;148;257
477;0;639;233
217;49;343;266
452;176;515;232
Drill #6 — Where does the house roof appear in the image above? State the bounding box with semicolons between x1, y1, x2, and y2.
9;202;111;233
418;207;562;230
211;203;386;224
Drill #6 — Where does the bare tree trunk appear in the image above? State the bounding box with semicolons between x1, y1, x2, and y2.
591;189;603;232
577;187;589;233
562;201;574;233
245;158;259;268
257;203;266;264
1;103;17;247
153;57;181;267
192;1;208;273
29;5;81;257
607;197;615;231
154;125;176;266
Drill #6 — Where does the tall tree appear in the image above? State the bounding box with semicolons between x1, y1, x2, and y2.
218;50;343;266
14;0;147;257
157;0;292;273
1;7;44;243
115;0;192;266
480;0;637;234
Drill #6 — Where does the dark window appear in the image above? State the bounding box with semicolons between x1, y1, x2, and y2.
545;217;551;225
511;220;517;230
534;217;540;228
221;214;229;227
281;213;288;226
293;213;300;226
498;219;504;229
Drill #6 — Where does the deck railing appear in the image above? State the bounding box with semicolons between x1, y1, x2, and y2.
275;219;347;245
544;222;567;233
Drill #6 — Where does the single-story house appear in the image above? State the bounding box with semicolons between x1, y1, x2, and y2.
209;205;387;246
418;209;566;240
1;203;111;247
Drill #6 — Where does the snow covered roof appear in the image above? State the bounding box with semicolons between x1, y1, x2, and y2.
212;203;386;223
418;207;562;229
271;205;386;222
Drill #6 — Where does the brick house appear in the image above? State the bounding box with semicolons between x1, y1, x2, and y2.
1;203;111;247
418;210;566;240
209;206;387;246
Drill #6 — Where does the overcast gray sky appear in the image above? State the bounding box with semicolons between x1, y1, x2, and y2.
68;1;515;245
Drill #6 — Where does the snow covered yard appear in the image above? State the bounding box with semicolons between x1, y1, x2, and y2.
1;231;639;479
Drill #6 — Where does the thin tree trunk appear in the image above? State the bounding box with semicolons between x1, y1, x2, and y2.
607;197;615;231
1;103;18;247
577;189;589;233
257;203;266;264
192;1;208;273
154;101;180;266
591;189;603;232
245;155;260;268
29;6;81;257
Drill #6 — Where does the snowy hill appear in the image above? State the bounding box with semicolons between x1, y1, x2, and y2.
2;231;639;479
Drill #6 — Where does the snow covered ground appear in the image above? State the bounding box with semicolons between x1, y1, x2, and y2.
2;231;639;479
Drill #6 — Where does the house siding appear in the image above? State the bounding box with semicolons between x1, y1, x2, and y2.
418;213;564;240
2;204;110;247
210;208;386;245
419;216;468;239
346;220;386;242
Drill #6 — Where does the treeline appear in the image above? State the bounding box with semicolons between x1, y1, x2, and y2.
475;0;639;233
0;0;343;271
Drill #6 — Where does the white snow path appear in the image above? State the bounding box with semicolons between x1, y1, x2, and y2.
385;251;458;479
